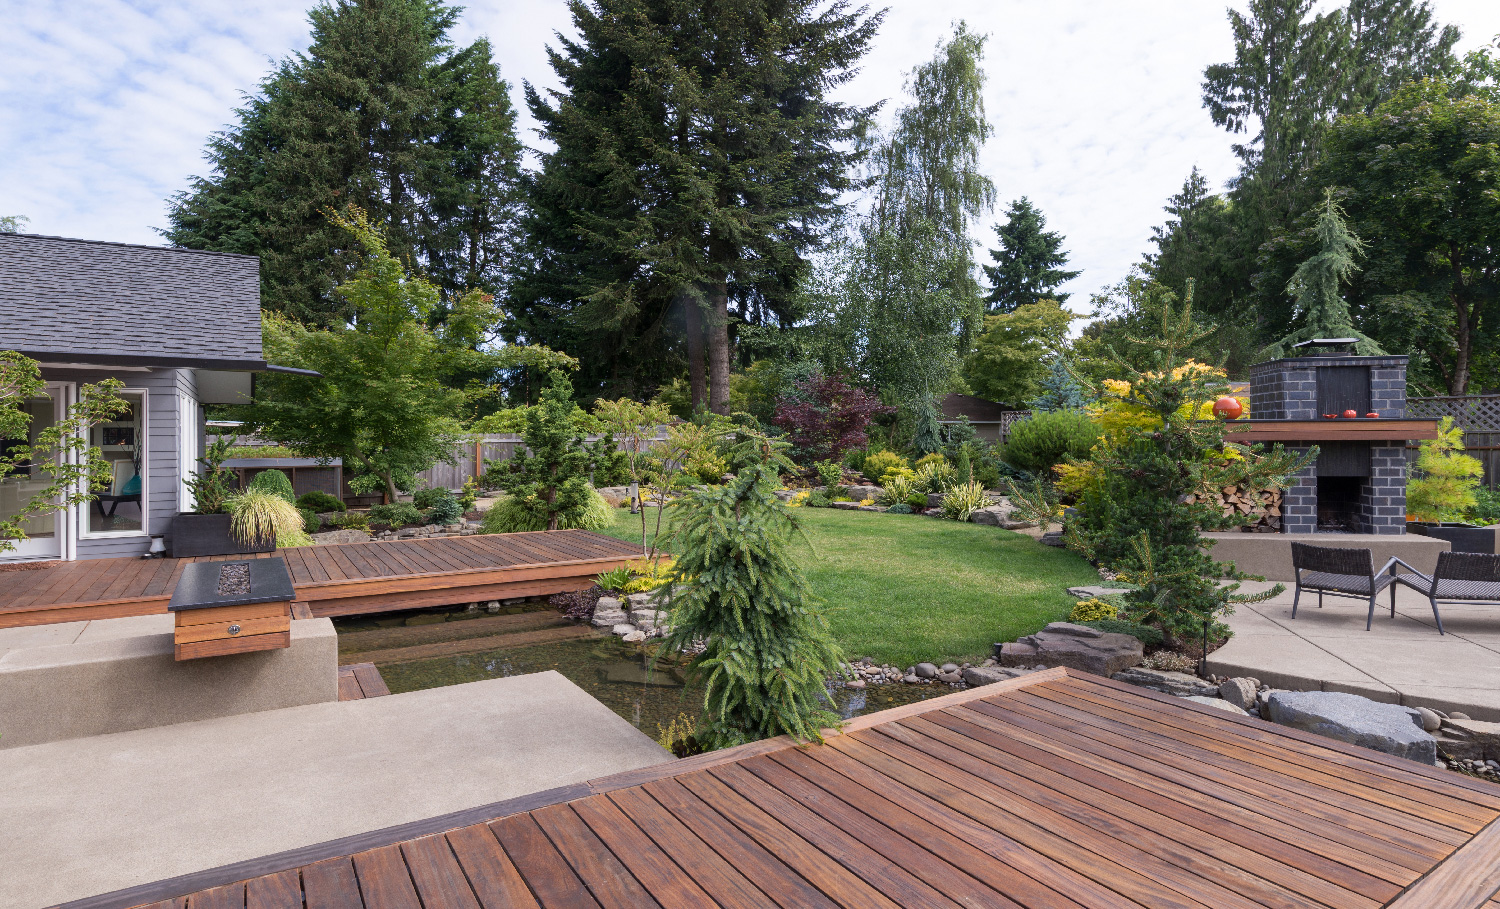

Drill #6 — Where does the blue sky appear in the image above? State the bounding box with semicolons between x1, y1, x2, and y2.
2;0;1497;313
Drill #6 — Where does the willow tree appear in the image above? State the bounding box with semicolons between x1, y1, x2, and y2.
862;21;995;450
1263;192;1384;359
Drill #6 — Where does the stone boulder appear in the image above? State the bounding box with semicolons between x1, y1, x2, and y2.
591;608;628;628
312;529;373;545
1218;678;1259;712
999;622;1144;677
845;485;883;501
1444;718;1500;762
968;506;1009;526
961;665;1038;687
1111;667;1219;698
1266;691;1436;764
1066;585;1125;599
1184;695;1249;716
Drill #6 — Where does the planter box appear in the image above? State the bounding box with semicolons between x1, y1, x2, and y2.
1409;522;1500;554
169;558;295;661
169;513;274;558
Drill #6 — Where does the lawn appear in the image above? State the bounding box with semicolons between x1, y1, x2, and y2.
595;505;1099;668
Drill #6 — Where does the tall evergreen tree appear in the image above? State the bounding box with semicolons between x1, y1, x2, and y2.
164;0;523;326
515;0;882;411
1263;192;1383;359
981;197;1079;313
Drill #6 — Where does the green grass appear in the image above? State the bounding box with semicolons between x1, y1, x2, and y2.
596;505;1099;668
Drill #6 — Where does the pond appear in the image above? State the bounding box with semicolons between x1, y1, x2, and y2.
338;604;947;739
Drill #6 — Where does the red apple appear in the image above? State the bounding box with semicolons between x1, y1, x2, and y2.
1342;409;1357;418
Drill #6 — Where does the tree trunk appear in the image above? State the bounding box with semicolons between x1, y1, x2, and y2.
685;291;707;412
1450;256;1472;395
708;280;731;416
382;471;398;506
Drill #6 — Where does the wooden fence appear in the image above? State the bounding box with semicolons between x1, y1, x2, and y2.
1406;394;1500;489
415;431;671;491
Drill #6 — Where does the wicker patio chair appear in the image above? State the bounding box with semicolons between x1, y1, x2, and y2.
1387;551;1500;637
1289;543;1399;632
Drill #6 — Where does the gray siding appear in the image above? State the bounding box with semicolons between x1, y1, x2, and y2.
38;366;194;560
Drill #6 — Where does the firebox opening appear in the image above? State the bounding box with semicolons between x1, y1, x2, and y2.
1317;476;1365;533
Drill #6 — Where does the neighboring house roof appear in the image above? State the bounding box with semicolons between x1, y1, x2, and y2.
939;392;1012;423
0;232;267;370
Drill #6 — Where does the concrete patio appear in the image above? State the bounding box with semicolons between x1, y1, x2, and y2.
1207;580;1500;722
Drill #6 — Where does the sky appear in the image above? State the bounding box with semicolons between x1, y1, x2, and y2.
2;0;1498;314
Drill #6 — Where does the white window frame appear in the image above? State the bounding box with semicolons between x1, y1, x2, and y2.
79;387;149;540
178;391;201;514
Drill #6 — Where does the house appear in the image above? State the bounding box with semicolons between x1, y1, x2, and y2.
0;233;308;562
939;392;1019;442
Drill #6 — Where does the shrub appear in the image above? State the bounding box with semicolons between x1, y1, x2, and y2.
1000;410;1100;475
1473;487;1500;526
862;450;909;486
886;503;913;514
228;490;308;547
940;480;991;522
858;498;875;507
771;371;893;463
658;461;844;748
367;502;423;528
247;469;296;504
458;477;480;513
494;372;592;530
295;491;345;513
1069;598;1118;622
1408;417;1484;522
1001;476;1063;530
596;566;632;591
842;447;870;473
299;507;322;535
905;491;930;510
814;460;844;489
412;487;452;509
914;452;948;473
915;458;956;493
805;492;832;508
426;494;464;525
686;452;730;485
879;472;919;506
323;511;370;531
481;488;611;533
786;490;811;508
622;557;676;594
973;460;1002;491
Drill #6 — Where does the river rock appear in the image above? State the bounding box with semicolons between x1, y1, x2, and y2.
611;623;638;636
915;662;939;679
1414;707;1442;733
1266;691;1436;764
1218;677;1259;712
999;622;1144;677
1184;695;1249;716
1111;667;1218;698
621;630;647;643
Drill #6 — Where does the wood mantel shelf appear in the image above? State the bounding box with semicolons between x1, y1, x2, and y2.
1222;418;1439;443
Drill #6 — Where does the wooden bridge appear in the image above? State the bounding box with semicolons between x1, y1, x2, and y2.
0;531;643;629
66;668;1500;909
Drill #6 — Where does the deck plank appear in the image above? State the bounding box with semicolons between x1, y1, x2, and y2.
530;804;661;909
444;824;540;909
301;859;363;909
351;844;422;909
244;871;301;909
488;814;603;909
401;835;482;909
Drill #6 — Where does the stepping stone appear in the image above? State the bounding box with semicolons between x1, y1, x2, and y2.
1066;585;1126;599
1113;667;1218;698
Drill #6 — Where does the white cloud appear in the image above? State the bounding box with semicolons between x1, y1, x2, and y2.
2;0;1496;309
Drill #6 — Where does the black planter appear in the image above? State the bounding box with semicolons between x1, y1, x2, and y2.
1408;522;1500;554
169;513;275;558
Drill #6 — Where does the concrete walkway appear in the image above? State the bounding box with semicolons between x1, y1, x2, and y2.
0;671;672;909
1207;581;1500;722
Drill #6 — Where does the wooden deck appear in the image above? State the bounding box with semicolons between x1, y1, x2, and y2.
336;663;391;701
67;668;1500;909
0;531;643;629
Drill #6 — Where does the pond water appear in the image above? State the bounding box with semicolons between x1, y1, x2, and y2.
352;611;946;738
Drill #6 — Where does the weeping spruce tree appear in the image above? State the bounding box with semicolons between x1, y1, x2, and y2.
659;436;842;749
1263;191;1384;359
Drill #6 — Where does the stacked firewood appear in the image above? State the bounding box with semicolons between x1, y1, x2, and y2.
1184;485;1283;532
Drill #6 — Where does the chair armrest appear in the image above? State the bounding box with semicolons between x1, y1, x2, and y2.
1377;556;1425;577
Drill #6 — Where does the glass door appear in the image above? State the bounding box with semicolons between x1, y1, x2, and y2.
0;385;67;560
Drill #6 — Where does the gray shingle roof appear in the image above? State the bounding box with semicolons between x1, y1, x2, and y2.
0;233;264;367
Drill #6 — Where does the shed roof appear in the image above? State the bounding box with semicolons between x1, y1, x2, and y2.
72;667;1500;909
0;233;264;369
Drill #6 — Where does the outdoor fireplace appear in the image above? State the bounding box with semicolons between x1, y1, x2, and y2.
1236;341;1437;536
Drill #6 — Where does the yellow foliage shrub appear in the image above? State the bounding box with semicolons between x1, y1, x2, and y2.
1068;598;1118;622
1089;361;1247;446
862;450;910;486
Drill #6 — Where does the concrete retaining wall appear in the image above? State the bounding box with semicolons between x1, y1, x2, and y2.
1203;531;1450;582
0;616;338;749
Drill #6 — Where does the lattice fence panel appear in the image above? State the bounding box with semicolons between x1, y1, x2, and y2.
1000;410;1032;443
1406;395;1500;489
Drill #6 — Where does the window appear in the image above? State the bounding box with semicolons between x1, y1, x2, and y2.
86;390;146;535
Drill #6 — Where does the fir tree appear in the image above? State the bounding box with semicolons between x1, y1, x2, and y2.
517;0;882;408
982;197;1080;313
660;441;843;749
496;372;593;531
1027;358;1088;411
164;0;523;325
1263;192;1384;359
